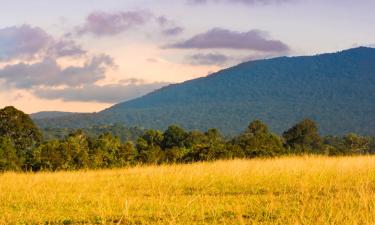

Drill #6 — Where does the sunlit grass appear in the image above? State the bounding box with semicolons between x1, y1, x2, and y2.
1;156;375;224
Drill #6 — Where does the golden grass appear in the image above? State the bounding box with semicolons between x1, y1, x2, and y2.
1;156;375;224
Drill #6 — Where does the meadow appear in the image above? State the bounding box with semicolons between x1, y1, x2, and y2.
1;156;375;224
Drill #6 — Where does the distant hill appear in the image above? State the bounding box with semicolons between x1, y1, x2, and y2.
35;47;375;136
30;111;76;119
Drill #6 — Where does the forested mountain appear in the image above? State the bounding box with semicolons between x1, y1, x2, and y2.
30;111;75;119
35;47;375;135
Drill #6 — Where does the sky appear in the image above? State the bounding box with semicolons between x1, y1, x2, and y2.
0;0;374;114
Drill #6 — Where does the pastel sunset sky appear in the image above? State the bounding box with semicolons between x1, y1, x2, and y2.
0;0;374;113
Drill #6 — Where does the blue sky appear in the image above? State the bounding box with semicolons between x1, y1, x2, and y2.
0;0;374;113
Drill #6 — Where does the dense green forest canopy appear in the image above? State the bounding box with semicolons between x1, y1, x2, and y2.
34;47;375;136
1;106;375;172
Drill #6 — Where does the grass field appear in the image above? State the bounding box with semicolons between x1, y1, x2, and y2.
1;156;375;224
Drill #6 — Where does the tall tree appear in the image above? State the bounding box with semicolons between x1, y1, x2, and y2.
283;119;321;153
162;125;187;149
136;129;164;164
0;106;42;169
234;120;285;157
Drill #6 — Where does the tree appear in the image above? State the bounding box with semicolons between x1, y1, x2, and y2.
283;119;321;153
0;137;20;171
0;106;42;168
183;129;228;162
61;130;90;170
343;133;369;155
117;142;138;167
234;120;285;157
89;133;121;168
136;129;164;164
162;125;187;149
34;140;65;171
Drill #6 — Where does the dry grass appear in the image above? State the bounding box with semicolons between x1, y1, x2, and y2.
1;156;375;224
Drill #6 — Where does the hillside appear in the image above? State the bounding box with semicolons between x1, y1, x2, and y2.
35;47;375;135
30;111;76;119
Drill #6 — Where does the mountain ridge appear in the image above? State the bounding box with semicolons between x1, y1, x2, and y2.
34;47;375;135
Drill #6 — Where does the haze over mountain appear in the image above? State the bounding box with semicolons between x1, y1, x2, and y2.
34;47;375;135
30;111;75;119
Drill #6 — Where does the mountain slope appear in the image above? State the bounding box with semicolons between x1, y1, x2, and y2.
30;111;76;119
35;47;375;135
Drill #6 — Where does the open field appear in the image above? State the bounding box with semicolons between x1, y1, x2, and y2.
1;156;375;224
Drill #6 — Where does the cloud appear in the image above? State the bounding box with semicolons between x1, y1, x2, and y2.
0;24;86;61
47;40;86;58
33;82;169;103
76;11;184;37
188;0;293;5
0;25;52;61
156;16;184;36
162;26;184;36
0;54;115;89
188;53;230;65
77;10;153;36
165;28;289;52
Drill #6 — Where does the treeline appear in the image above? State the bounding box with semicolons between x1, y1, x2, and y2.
1;106;375;172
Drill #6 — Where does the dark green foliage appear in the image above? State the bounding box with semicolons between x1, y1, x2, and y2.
183;129;229;162
233;120;285;157
0;137;20;171
162;125;188;149
136;130;164;164
283;119;322;153
323;134;371;156
41;124;143;143
0;106;42;170
35;47;375;136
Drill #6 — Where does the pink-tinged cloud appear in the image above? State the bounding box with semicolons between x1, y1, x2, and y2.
0;25;52;61
0;54;115;89
77;10;153;36
166;28;290;52
0;24;86;61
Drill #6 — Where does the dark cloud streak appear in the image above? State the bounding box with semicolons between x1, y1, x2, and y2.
188;53;229;65
166;28;289;52
188;0;293;5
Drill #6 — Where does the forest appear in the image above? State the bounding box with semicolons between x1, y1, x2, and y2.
1;106;374;172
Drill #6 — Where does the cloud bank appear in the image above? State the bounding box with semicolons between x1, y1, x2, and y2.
0;55;115;89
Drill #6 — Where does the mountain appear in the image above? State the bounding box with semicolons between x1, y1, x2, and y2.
35;47;375;136
30;111;76;119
